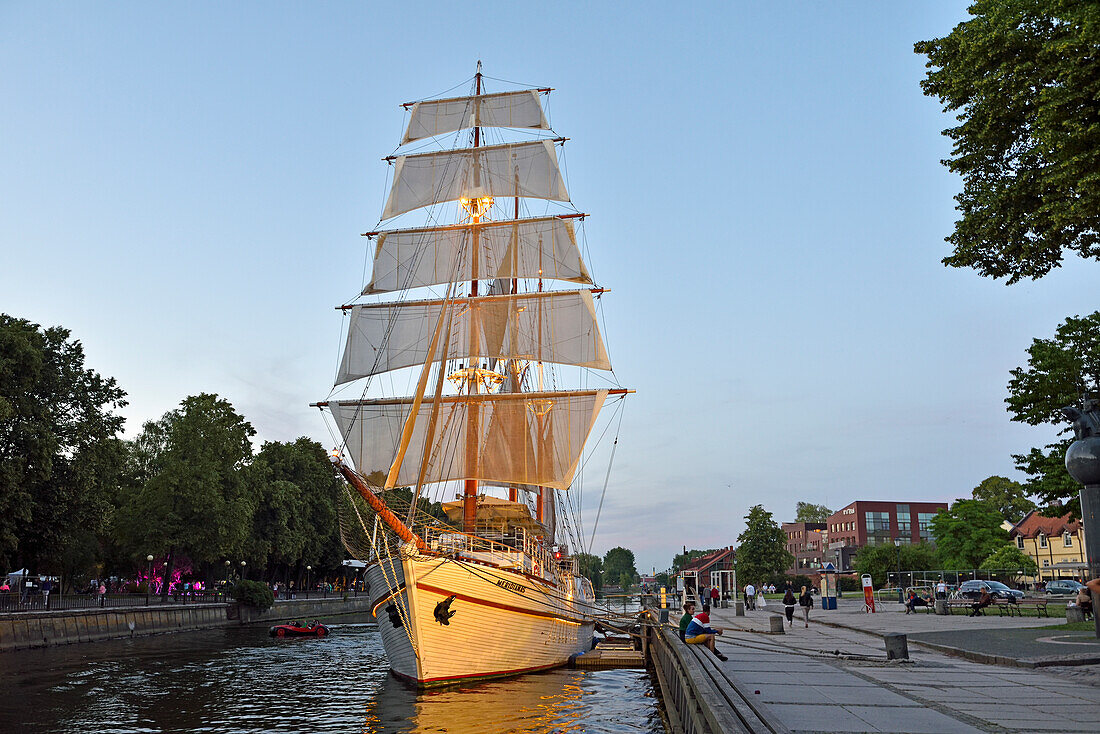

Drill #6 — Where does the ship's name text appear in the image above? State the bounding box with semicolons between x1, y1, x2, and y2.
496;580;526;594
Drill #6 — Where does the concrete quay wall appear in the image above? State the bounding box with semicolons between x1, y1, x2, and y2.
0;596;374;652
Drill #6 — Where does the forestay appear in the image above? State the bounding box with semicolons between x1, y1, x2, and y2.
329;389;608;490
364;217;591;294
402;90;550;144
336;290;610;383
382;141;569;219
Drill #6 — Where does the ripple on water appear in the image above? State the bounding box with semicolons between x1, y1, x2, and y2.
0;622;663;733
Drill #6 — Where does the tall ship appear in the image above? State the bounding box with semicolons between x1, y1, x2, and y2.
315;64;630;687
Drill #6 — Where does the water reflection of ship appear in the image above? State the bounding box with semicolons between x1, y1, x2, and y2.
362;670;589;734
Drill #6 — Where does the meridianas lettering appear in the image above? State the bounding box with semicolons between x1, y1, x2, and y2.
496;579;526;594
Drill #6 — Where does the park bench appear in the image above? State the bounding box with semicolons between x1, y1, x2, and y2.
942;600;973;615
1013;598;1049;617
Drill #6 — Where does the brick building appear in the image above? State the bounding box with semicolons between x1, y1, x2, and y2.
824;500;948;571
782;522;826;574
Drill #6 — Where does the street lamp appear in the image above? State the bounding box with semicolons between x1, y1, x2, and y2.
223;560;230;597
240;560;247;581
146;555;154;606
306;565;312;598
894;539;903;603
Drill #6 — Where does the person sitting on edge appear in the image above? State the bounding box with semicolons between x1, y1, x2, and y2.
684;604;727;661
969;586;993;617
677;601;696;642
1075;585;1093;620
904;590;930;614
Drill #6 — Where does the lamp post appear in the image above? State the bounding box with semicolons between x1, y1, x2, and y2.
306;565;312;598
240;560;247;581
145;555;154;606
894;539;903;603
223;560;231;598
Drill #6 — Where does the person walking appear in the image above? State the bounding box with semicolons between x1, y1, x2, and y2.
744;583;756;611
783;587;796;626
798;585;814;627
41;578;52;609
710;585;720;607
935;578;947;600
98;581;106;607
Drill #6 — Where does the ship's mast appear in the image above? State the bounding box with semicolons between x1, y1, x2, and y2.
462;62;484;534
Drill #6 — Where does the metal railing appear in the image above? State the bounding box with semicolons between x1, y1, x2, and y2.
420;526;556;580
0;590;228;613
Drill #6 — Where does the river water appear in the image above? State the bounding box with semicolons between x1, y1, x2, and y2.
0;615;663;733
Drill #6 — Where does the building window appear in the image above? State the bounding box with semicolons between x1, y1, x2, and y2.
917;512;936;541
866;512;890;532
1039;534;1047;548
896;505;911;533
1042;559;1049;566
1064;532;1073;547
1016;536;1025;549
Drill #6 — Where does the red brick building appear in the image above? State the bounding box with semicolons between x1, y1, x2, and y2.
782;522;826;574
824;500;948;571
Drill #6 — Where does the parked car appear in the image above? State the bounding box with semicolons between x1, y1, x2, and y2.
1044;579;1085;596
957;580;1024;601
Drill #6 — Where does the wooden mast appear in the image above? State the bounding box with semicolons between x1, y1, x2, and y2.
462;62;483;534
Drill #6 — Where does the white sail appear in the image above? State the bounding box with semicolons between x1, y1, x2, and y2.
382;141;569;219
336;290;610;383
364;216;591;294
329;389;607;490
403;90;550;144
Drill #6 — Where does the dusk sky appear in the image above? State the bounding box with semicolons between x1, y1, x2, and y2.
4;2;1096;576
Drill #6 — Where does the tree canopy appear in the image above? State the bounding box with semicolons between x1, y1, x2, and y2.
736;505;793;585
980;544;1039;577
1004;311;1100;516
915;1;1100;282
794;502;832;523
0;315;127;573
929;499;1010;569
574;552;603;592
853;542;938;588
970;476;1036;524
602;546;637;587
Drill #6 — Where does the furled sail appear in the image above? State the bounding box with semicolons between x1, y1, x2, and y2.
336;290;610;383
403;90;550;144
382;141;568;219
329;389;608;490
364;217;591;294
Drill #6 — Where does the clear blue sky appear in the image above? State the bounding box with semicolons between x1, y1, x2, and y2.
3;2;1095;576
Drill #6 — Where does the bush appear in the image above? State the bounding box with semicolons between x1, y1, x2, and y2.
232;580;274;611
838;576;862;592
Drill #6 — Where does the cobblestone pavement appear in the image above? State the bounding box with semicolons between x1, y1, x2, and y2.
700;604;1100;733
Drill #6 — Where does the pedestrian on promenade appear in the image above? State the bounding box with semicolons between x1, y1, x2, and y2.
98;581;106;607
783;587;796;626
935;578;947;600
710;586;719;606
798;585;814;627
678;601;696;642
684;604;727;661
41;578;52;608
744;583;756;611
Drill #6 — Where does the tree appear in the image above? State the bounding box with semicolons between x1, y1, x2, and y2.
574;552;603;592
0;315;127;575
929;500;1009;570
735;505;793;585
853;542;938;588
915;1;1100;283
794;502;832;523
654;572;670;589
113;394;255;595
971;476;1036;525
602;546;637;587
1004;312;1100;516
980;544;1038;580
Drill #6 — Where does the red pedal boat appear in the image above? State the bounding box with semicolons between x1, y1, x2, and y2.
269;620;330;638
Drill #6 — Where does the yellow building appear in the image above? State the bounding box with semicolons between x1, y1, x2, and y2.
1008;511;1087;584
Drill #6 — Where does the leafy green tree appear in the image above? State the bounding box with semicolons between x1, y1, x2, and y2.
915;1;1100;282
736;505;793;585
654;572;670;589
602;546;637;587
853;542;938;588
794;502;832;523
929;500;1010;570
980;544;1038;580
114;394;255;595
971;476;1036;524
0;315;127;575
1004;312;1100;516
574;552;603;592
618;572;634;591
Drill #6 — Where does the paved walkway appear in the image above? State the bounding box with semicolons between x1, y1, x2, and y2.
696;602;1100;733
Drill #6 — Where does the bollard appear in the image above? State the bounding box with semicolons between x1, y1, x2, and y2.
769;616;785;634
885;633;908;660
1066;606;1085;624
735;601;745;617
934;599;948;616
721;598;728;609
659;608;669;623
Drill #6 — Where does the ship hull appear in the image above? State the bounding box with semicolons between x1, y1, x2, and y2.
366;554;595;687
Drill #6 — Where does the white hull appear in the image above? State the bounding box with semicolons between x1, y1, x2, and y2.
366;554;596;686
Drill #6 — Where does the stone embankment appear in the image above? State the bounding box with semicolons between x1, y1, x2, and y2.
0;596;374;652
